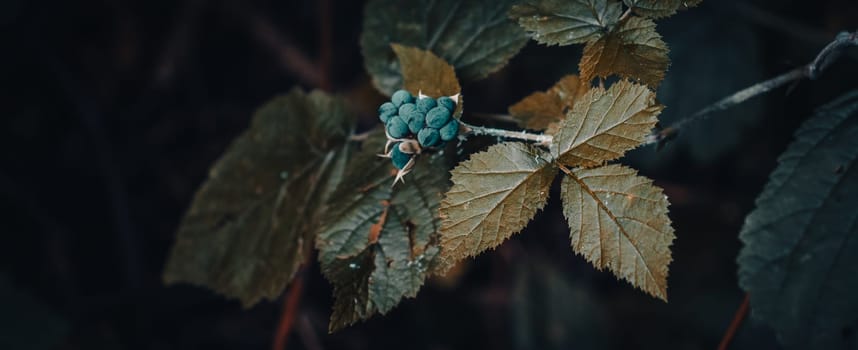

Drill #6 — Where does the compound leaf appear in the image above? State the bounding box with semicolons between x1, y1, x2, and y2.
437;142;556;272
318;130;449;332
392;44;461;98
552;80;662;168
579;17;669;87
508;75;586;132
738;91;858;349
509;0;622;46
362;0;528;95
163;89;352;307
623;0;682;19
560;164;674;300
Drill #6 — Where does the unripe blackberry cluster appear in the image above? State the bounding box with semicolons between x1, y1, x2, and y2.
379;89;460;170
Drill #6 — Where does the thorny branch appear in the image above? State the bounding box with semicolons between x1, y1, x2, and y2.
365;31;856;150
348;118;554;145
352;31;855;153
645;30;858;147
461;122;553;145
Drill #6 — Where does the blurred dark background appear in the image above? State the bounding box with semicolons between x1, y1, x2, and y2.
1;0;857;349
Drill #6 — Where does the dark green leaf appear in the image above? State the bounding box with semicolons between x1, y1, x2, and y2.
317;130;450;332
163;88;352;307
362;0;528;95
738;91;858;349
623;0;683;19
509;0;622;46
326;249;375;329
370;208;441;313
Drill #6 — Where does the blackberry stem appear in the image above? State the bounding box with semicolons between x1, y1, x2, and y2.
460;122;553;145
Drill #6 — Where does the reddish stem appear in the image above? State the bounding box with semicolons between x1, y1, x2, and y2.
272;275;306;350
717;293;750;350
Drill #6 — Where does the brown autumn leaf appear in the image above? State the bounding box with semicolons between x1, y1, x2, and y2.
437;142;556;272
392;44;464;117
551;80;662;168
579;17;669;87
508;75;586;131
392;44;461;98
560;164;674;300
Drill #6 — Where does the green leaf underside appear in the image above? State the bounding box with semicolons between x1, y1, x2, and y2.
438;142;556;272
318;130;449;332
509;0;622;46
738;91;858;349
560;164;674;300
508;75;584;131
624;0;683;19
579;17;670;88
163;89;352;307
552;80;662;168
362;0;528;96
